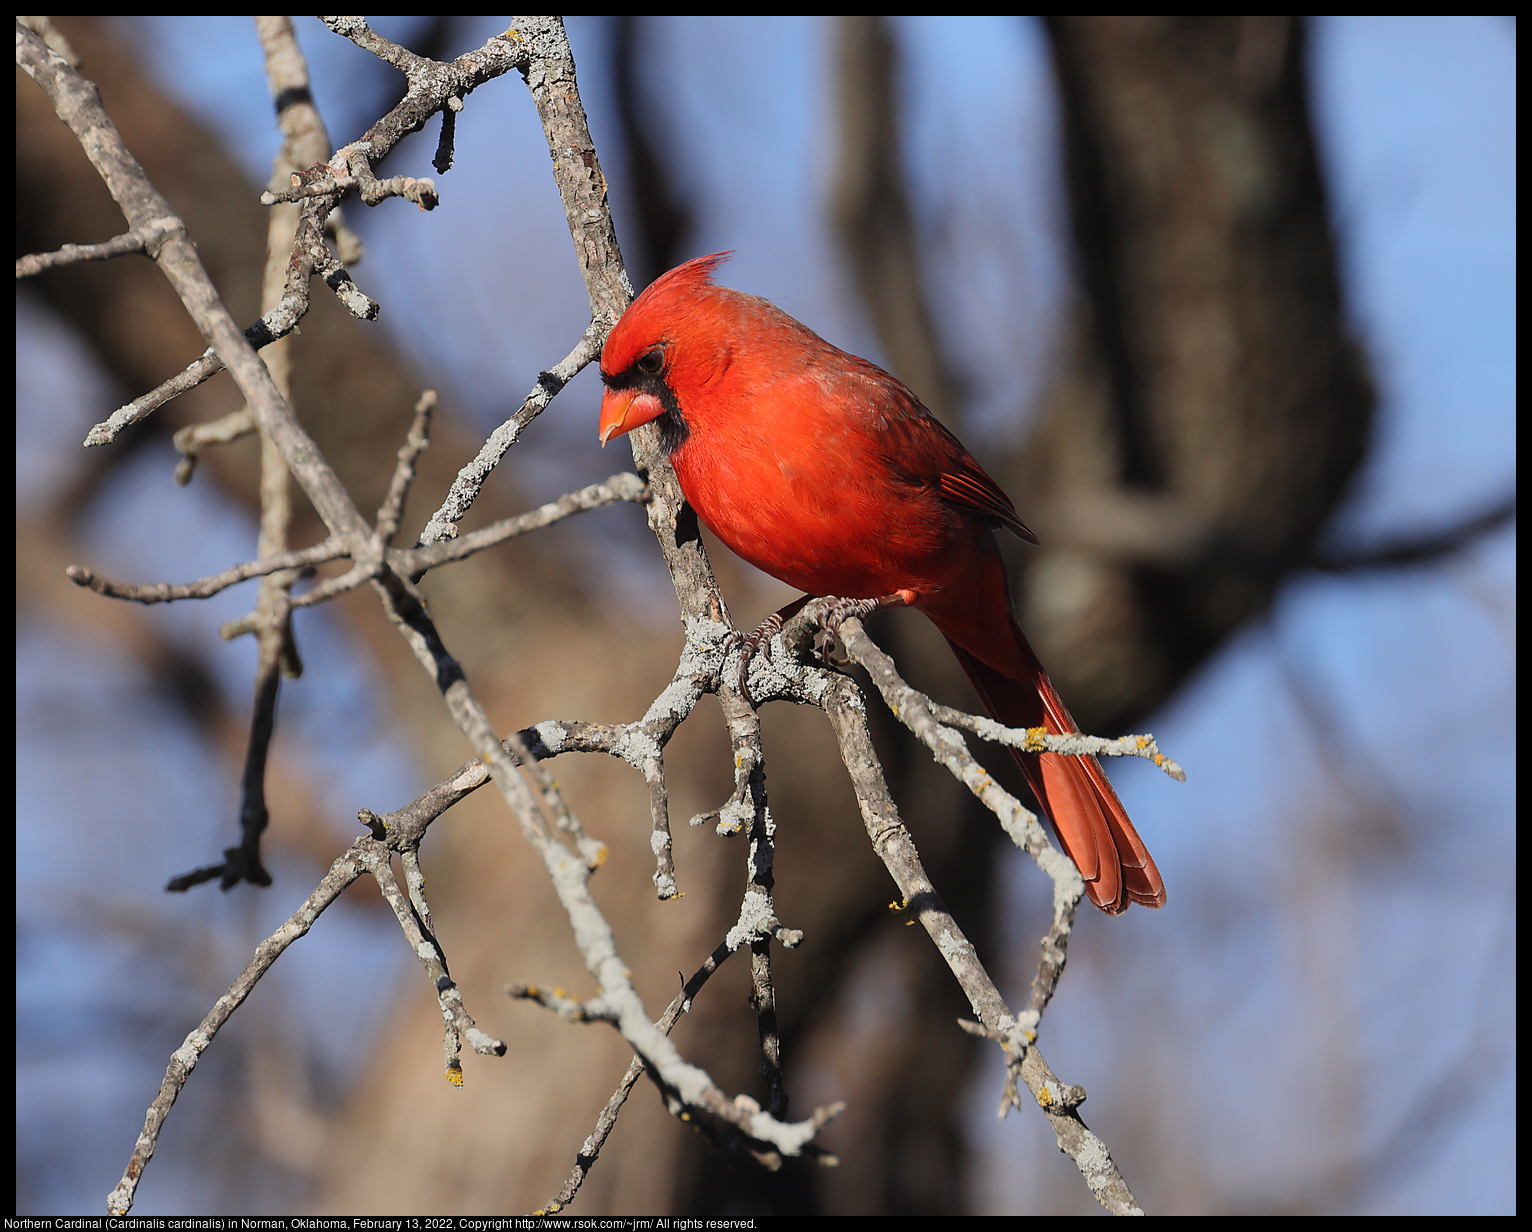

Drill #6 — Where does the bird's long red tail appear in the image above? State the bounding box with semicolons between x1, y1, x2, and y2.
939;624;1165;914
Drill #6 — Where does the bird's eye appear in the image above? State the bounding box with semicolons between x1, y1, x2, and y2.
637;347;664;375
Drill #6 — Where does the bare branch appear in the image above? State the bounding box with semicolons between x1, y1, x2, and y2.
106;837;375;1215
26;16;833;1200
369;847;507;1068
417;321;607;543
817;669;1145;1213
15;215;181;276
418;12;636;543
63;542;343;604
375;390;438;547
403;472;649;574
532;941;732;1214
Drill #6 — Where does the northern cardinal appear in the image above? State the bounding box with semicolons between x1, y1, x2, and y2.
598;253;1164;914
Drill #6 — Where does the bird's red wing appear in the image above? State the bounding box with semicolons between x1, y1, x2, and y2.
846;371;1038;544
938;467;1038;544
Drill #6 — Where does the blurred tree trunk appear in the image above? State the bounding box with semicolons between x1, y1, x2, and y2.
1026;15;1373;730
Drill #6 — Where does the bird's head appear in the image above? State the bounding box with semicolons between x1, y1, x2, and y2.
598;252;733;446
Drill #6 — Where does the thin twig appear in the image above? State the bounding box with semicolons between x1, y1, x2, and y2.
529;940;730;1214
370;847;507;1068
105;838;376;1215
401;473;650;576
416;321;608;544
15;216;181;276
375;390;437;546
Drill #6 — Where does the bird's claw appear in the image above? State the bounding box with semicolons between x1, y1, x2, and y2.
735;596;811;703
805;591;914;640
736;592;914;701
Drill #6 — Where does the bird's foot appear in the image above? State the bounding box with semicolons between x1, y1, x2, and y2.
803;592;914;668
736;591;915;701
805;591;914;636
736;595;813;701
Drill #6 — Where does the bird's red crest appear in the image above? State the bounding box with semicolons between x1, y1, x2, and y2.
602;252;733;376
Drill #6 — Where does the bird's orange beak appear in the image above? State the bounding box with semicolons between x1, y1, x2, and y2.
599;387;665;446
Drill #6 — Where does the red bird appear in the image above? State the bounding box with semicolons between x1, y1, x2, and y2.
598;253;1164;914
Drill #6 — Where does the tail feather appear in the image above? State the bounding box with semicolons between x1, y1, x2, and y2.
941;630;1165;914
